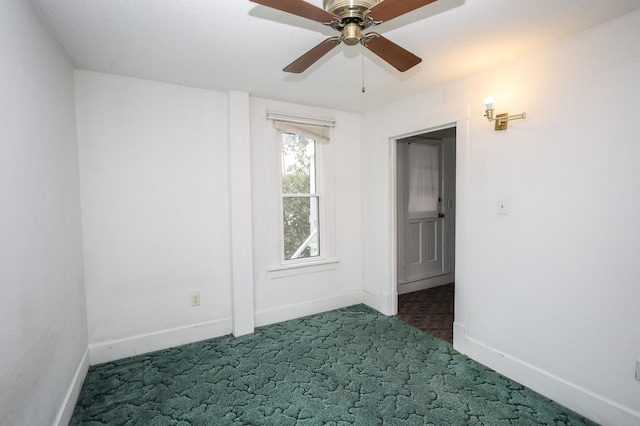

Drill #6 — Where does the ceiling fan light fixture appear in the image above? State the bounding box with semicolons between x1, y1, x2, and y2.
343;22;363;45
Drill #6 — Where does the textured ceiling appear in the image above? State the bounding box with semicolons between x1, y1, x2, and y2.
32;0;640;113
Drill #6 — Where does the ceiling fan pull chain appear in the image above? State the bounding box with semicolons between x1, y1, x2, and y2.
362;52;366;93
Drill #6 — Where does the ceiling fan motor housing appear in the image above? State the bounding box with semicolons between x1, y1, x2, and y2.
324;0;378;45
323;0;379;19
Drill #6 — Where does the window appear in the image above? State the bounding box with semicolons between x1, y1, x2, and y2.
281;132;320;260
270;113;334;268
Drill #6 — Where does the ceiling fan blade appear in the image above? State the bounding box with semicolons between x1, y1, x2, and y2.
284;37;341;73
364;34;421;72
367;0;437;22
250;0;337;23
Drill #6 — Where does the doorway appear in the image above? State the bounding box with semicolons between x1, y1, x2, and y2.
396;282;455;343
396;127;456;295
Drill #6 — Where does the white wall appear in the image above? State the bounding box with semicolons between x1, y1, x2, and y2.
250;98;363;325
74;72;364;362
0;1;88;425
362;9;640;425
75;71;233;363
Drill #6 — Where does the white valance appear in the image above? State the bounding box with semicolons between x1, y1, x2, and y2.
267;112;334;144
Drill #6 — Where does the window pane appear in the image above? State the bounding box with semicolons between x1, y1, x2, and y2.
408;144;440;218
281;133;316;194
283;196;320;260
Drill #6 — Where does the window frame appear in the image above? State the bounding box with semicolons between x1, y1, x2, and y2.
267;112;338;276
278;129;325;265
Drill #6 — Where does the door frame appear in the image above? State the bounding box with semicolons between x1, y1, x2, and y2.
397;135;455;293
384;105;469;351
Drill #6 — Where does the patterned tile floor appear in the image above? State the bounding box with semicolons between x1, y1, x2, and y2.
396;283;455;343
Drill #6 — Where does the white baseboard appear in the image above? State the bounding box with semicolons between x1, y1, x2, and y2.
254;291;362;327
362;290;390;315
54;348;89;426
463;334;640;426
452;321;466;353
89;318;232;365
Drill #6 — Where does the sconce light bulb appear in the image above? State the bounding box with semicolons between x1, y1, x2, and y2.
484;96;494;110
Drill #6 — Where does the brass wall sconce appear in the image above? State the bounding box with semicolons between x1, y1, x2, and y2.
484;97;526;131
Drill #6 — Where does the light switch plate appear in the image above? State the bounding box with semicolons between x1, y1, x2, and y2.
191;291;200;306
636;358;640;381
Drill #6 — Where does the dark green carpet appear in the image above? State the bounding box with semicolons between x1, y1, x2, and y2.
71;305;597;425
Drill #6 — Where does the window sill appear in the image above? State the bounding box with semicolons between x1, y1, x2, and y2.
268;258;340;279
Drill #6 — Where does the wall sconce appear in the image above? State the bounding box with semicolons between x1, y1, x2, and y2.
484;96;526;131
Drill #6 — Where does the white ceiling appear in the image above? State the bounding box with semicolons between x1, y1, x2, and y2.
32;0;640;113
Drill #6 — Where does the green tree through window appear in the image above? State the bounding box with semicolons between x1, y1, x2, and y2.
281;132;320;260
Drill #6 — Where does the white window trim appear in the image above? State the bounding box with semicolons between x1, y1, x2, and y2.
277;124;326;263
267;258;340;279
267;111;337;278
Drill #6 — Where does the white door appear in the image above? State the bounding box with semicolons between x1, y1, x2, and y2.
403;143;444;281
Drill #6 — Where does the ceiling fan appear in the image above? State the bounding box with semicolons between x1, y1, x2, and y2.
250;0;437;73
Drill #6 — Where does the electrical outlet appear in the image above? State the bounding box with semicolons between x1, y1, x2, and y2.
497;198;510;215
191;292;200;306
